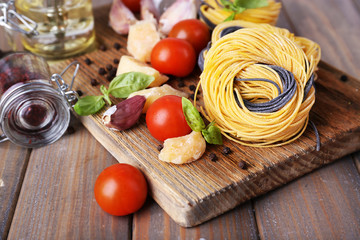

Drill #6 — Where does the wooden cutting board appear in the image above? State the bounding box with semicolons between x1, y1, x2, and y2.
50;5;360;227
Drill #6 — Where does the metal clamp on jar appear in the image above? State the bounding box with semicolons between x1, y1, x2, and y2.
0;52;80;147
0;0;95;59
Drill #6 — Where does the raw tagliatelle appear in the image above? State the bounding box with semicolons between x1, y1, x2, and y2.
196;20;321;148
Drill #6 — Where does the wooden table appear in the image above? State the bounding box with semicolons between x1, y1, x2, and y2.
1;0;360;239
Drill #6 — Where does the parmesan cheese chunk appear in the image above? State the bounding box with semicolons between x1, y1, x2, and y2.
127;20;160;62
128;84;189;113
159;131;206;164
116;55;169;87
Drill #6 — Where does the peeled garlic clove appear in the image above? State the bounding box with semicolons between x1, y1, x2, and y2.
141;0;159;24
109;0;137;35
159;0;197;35
102;95;146;131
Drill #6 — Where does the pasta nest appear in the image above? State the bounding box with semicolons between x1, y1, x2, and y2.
196;20;321;147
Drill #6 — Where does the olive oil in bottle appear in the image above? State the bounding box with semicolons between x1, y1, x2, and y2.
14;0;95;59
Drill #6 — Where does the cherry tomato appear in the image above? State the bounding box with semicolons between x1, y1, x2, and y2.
94;163;148;216
151;38;196;77
122;0;140;13
168;19;210;54
146;95;191;142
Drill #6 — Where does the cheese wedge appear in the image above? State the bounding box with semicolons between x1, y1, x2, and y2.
127;20;160;62
128;84;189;113
116;55;169;87
159;131;206;164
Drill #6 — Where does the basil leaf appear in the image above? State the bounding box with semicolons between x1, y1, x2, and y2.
108;72;154;99
73;95;105;116
100;85;112;105
235;0;268;9
202;121;223;145
224;12;237;21
182;97;205;132
220;0;233;9
221;0;268;22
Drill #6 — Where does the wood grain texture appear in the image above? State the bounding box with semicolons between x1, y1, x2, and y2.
7;117;131;240
281;0;360;79
48;4;360;227
133;198;259;240
0;143;30;240
254;156;360;239
354;152;360;178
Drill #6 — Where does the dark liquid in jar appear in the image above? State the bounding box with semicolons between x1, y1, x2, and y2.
0;66;45;95
21;104;48;127
0;52;70;147
0;59;55;138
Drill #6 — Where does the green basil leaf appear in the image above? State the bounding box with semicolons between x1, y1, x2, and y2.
182;97;205;132
224;12;237;22
202;121;223;145
108;72;154;98
221;0;267;22
235;0;268;9
73;95;105;116
100;85;112;105
220;0;232;8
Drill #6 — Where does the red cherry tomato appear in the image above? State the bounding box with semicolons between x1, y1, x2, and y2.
168;19;210;55
151;38;196;77
122;0;140;13
146;95;191;142
94;163;148;216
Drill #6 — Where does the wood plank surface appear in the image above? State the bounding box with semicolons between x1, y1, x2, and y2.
7;117;132;240
133;199;259;240
2;0;360;239
254;156;360;239
0;143;30;240
281;0;360;79
49;4;360;227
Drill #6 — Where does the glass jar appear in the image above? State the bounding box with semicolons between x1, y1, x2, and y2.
1;0;95;59
0;52;77;147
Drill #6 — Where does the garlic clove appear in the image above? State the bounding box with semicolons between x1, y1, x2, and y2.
141;0;160;24
102;95;146;131
109;0;137;35
159;0;197;35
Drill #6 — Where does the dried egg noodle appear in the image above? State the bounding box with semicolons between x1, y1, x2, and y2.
199;0;281;28
196;20;321;148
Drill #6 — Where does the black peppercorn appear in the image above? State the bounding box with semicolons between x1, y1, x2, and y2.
238;161;246;169
190;93;197;100
222;147;231;155
106;64;113;71
84;58;92;65
98;67;106;75
99;44;107;51
189;84;196;91
340;74;348;82
178;81;185;88
209;153;218;162
76;90;83;96
113;42;121;50
109;69;117;77
113;58;119;64
66;126;75;135
106;74;113;82
157;145;163;151
90;78;98;86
